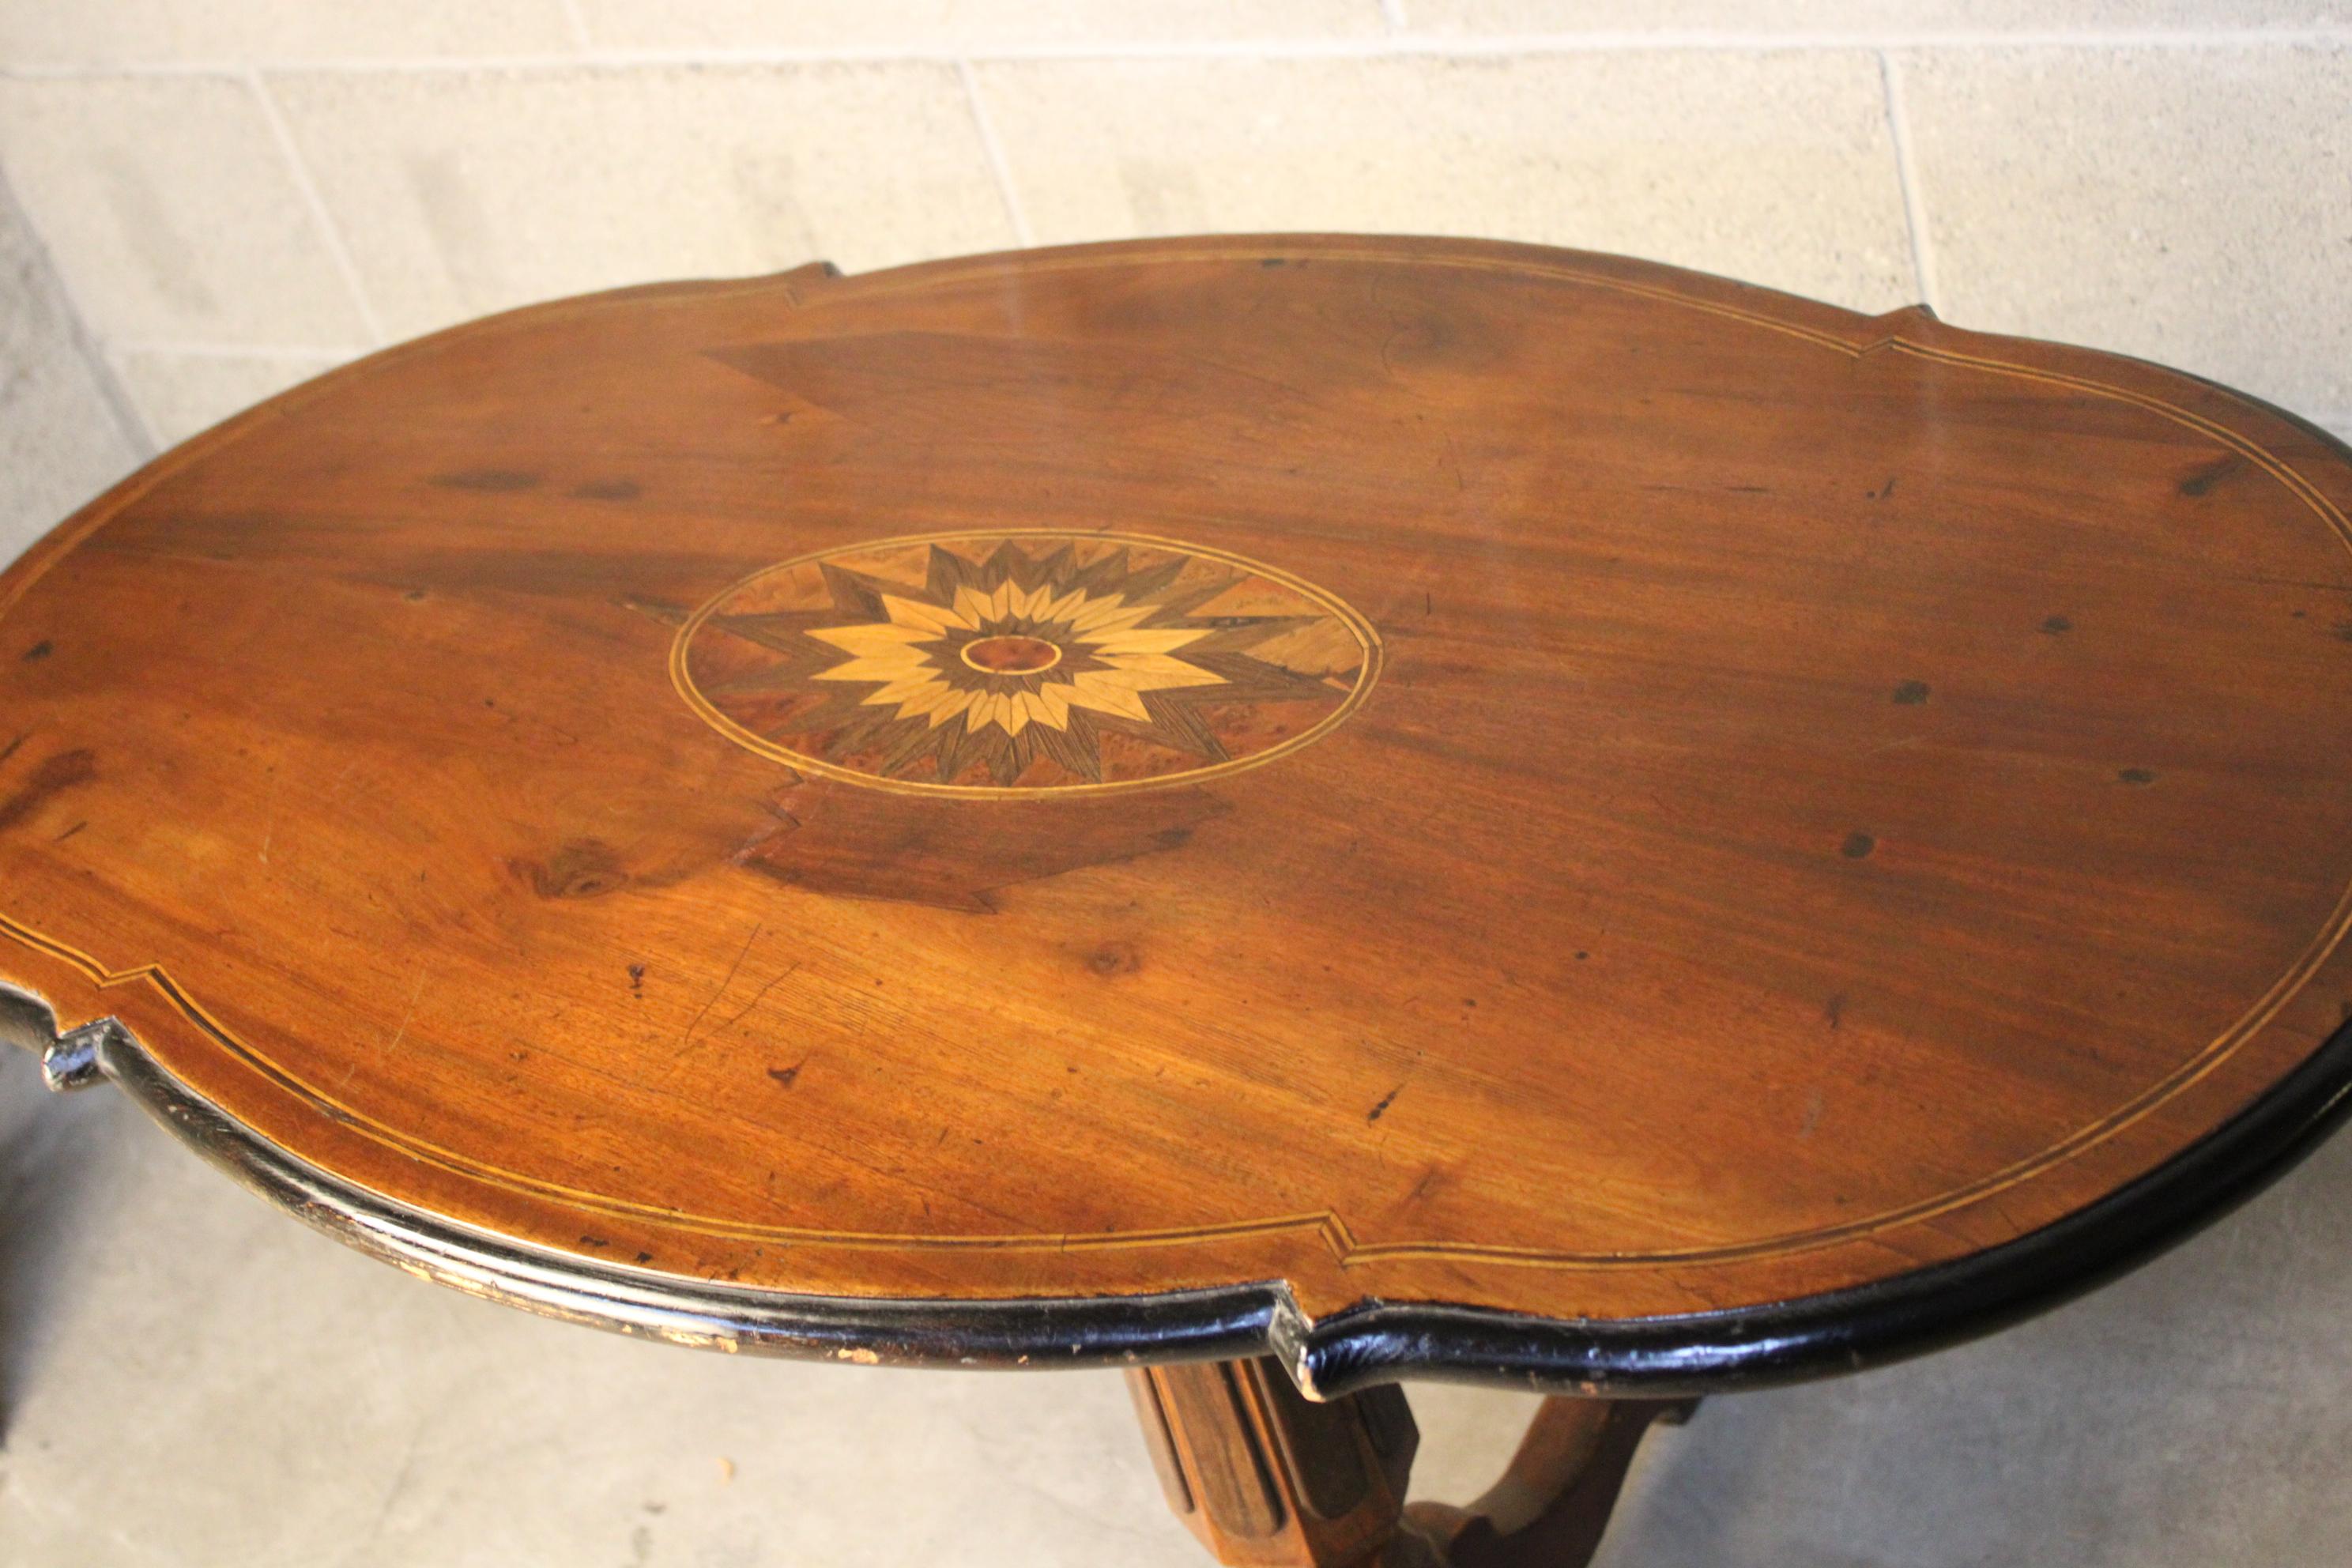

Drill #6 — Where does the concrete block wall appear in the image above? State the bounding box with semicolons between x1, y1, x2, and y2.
0;170;145;555
0;2;2346;458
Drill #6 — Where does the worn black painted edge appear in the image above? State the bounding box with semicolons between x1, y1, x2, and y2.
62;1004;2352;1400
1301;1011;2352;1397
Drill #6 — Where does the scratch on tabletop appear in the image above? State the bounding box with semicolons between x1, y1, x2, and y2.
720;964;801;1032
334;969;428;1091
681;922;764;1052
257;770;281;864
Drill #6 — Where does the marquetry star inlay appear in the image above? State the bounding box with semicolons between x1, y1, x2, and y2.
673;532;1380;795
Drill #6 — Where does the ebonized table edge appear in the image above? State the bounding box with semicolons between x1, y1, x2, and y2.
13;1001;2350;1402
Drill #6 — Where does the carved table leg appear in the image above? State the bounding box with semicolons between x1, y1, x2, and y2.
1126;1359;1419;1566
1126;1359;1690;1568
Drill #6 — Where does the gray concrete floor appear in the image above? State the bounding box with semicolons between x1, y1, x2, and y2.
4;1052;2350;1566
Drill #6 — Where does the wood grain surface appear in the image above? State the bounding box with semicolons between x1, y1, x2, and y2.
7;236;2352;1339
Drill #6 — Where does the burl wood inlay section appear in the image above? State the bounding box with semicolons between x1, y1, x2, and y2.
673;530;1378;796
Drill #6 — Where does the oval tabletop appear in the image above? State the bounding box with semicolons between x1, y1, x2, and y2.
7;236;2352;1395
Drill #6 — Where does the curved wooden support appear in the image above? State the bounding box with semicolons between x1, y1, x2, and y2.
1127;1358;1690;1567
1403;1396;1694;1567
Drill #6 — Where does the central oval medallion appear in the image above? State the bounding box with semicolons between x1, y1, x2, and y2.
959;634;1064;675
672;530;1381;797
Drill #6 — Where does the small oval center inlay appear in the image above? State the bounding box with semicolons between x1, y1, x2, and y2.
960;635;1064;675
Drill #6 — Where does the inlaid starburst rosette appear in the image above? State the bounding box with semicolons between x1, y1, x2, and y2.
672;531;1381;795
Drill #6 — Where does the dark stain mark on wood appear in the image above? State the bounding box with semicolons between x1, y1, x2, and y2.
402;588;428;602
0;749;96;833
432;468;540;492
2179;454;2242;496
1574;950;1589;960
1089;942;1140;976
2332;619;2352;644
1367;1084;1404;1122
635;1250;653;1263
579;1234;610;1248
767;1062;802;1088
573;479;642;502
519;839;628;899
628;963;646;992
1864;477;1898;499
712;333;1332;449
1892;680;1930;705
1841;832;1875;860
0;733;25;766
2119;767;2158;785
1824;993;1846;1031
2041;615;2072;634
52;820;86;843
738;783;1228;913
21;640;51;662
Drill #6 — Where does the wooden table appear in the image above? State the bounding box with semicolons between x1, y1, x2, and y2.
7;236;2352;1566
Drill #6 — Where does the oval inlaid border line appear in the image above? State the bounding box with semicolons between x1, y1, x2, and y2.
669;529;1385;799
4;237;2351;1281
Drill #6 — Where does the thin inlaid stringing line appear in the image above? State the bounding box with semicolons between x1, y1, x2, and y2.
812;239;1866;359
668;528;1384;801
0;911;1350;1258
4;238;2350;1275
812;243;2352;1272
0;869;2338;1273
806;240;2337;526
